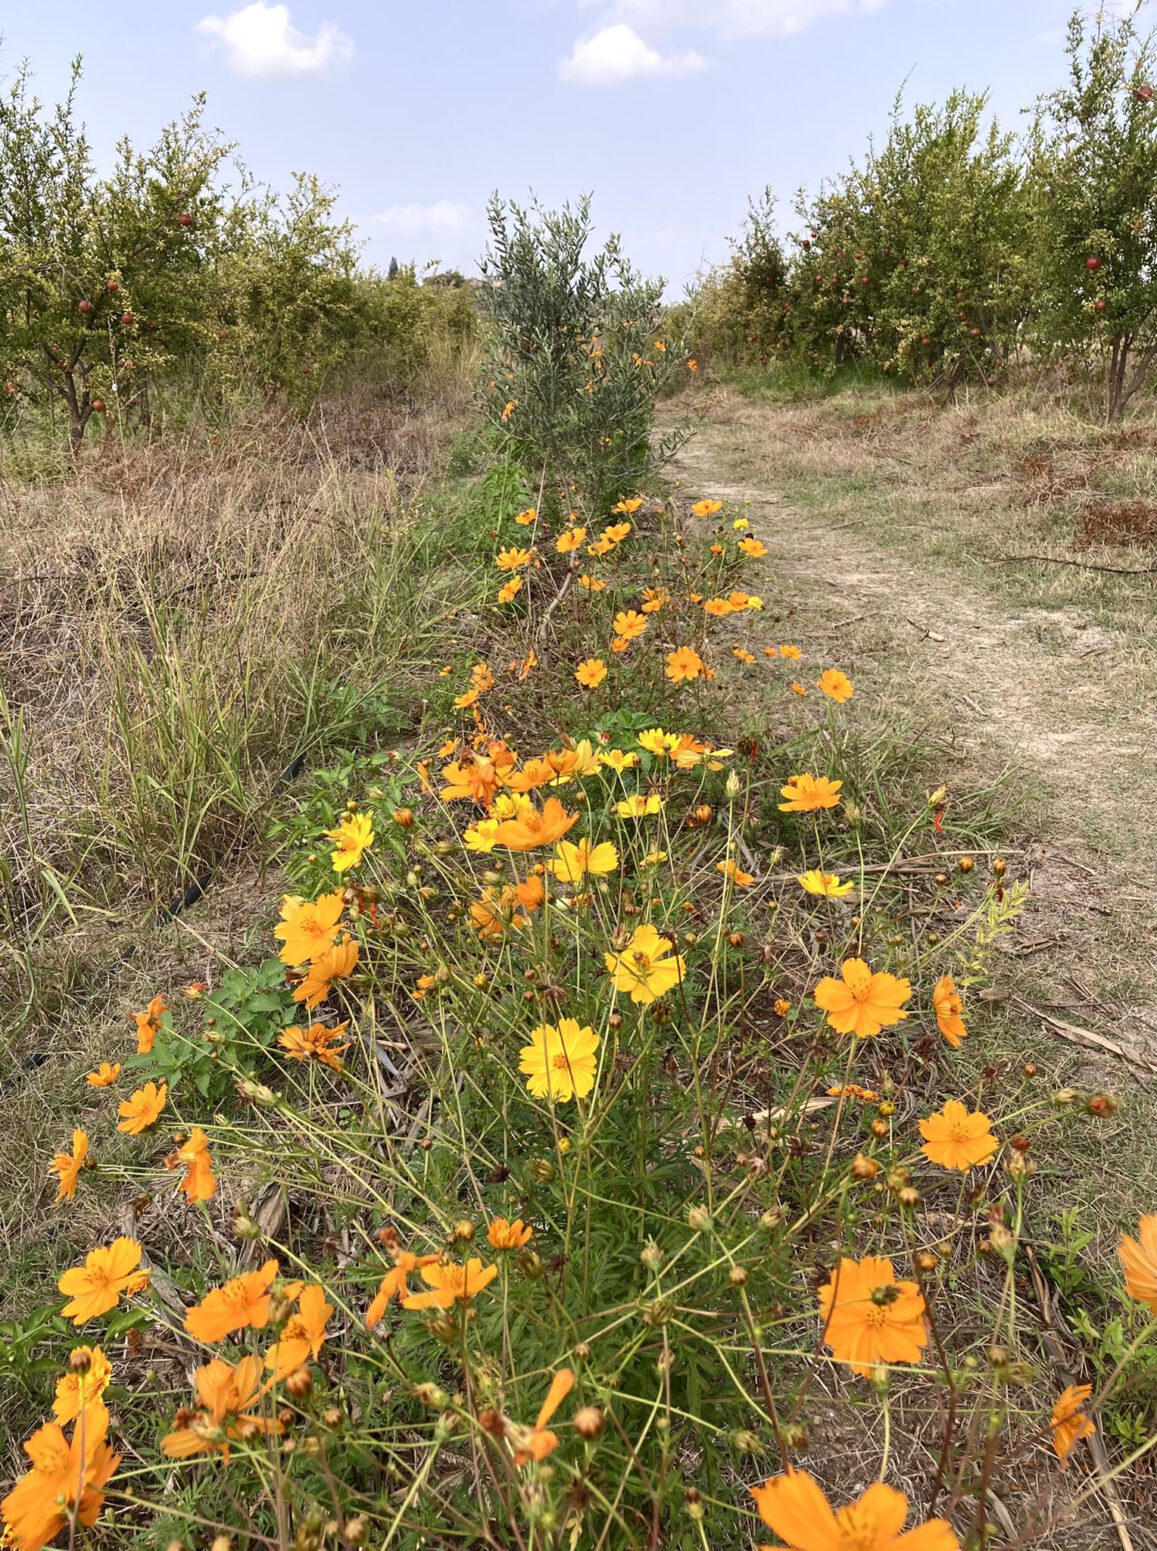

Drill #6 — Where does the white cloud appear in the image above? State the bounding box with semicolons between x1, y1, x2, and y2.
560;22;707;84
372;201;471;234
596;0;890;40
197;3;353;78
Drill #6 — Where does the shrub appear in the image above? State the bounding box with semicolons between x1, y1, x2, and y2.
480;194;690;516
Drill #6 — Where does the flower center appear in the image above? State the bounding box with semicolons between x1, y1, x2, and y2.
631;952;653;973
552;1052;571;1072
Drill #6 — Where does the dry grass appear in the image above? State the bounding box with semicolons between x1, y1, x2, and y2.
0;385;479;1050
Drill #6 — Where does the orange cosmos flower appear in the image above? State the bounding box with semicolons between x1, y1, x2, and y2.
511;1369;575;1465
818;1256;928;1376
85;1062;121;1088
175;1128;217;1202
932;975;967;1047
365;1251;443;1327
501;400;516;420
778;773;842;812
603;521;632;543
690;499;723;517
514;506;537;526
516;873;546;911
738;536;768;557
779;643;802;659
266;1284;333;1381
116;1080;167;1136
1051;1384;1096;1464
275;892;345;967
488;1217;534;1250
2;1407;120;1551
292;936;359;1010
750;1471;958;1551
402;1258;498;1310
162;1355;280;1460
666;646;705;683
184;1258;281;1343
132;994;167;1055
575;657;607;688
641;586;669;612
496;546;533;571
919;1100;997;1172
605;923;685;1004
687;358;698;372
733;647;756;664
507;757;558;794
813;959;911;1038
1119;1216;1157;1310
817;668;854;703
49;1130;89;1201
520;1019;600;1102
470;885;528;938
613;609;648;641
492;797;578;851
717;859;755;887
704;596;735;616
279;1021;351;1071
497;575;524;604
611;497;643;514
556;527;587;553
58;1238;148;1325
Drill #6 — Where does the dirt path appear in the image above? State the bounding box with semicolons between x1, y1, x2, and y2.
672;426;1157;1058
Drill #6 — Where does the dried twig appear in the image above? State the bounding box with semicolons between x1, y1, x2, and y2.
990;553;1157;576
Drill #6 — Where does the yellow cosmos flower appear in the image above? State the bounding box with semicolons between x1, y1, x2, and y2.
599;749;639;772
519;1019;600;1102
605;923;685;1004
53;1346;112;1424
690;499;723;517
325;811;374;872
465;817;502;853
638;728;680;758
614;793;664;818
548;837;619;882
797;870;854;898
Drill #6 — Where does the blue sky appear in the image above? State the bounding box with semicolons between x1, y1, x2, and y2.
1;1;1140;292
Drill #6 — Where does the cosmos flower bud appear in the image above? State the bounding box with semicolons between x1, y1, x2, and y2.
687;1206;712;1233
574;1406;605;1439
725;770;741;798
640;1240;664;1270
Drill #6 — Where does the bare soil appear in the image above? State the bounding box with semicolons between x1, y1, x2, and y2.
671;406;1157;1066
